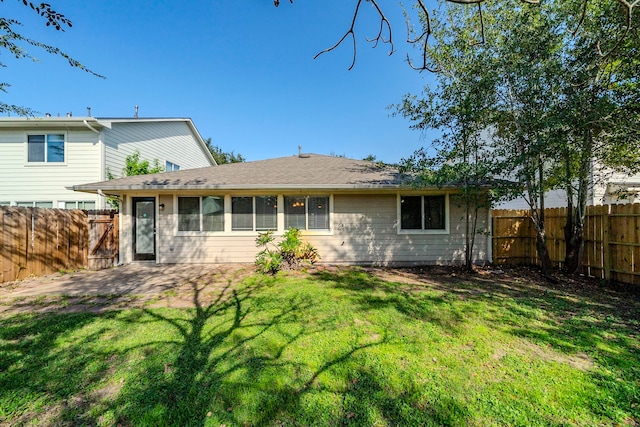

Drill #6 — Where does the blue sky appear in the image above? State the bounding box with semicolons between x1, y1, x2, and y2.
3;1;437;163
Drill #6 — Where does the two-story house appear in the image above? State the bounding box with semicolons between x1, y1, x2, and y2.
0;116;216;209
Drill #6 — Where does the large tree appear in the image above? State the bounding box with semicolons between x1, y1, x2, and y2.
395;0;639;276
0;1;102;116
553;0;640;273
394;18;498;272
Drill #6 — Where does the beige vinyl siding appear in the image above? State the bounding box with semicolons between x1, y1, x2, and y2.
144;193;490;265
0;129;101;207
308;194;489;265
103;121;212;177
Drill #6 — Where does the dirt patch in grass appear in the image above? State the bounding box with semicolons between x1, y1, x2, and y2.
1;264;639;325
491;340;594;371
0;264;258;316
366;265;640;318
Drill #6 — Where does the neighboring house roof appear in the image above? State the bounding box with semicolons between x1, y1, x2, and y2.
74;154;420;193
0;117;107;130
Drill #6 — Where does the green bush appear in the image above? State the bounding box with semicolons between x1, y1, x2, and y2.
255;228;319;274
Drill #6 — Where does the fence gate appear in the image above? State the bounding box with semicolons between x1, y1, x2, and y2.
88;210;119;270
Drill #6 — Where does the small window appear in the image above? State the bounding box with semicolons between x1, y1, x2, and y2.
201;197;224;231
284;196;306;229
424;196;445;229
400;195;447;231
256;196;277;231
166;161;180;172
0;202;10;206
178;197;200;231
28;134;65;163
232;197;253;231
308;196;329;230
64;201;96;210
284;196;330;231
178;197;224;232
16;201;53;208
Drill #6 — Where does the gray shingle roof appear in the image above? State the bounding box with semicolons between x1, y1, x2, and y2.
74;154;416;193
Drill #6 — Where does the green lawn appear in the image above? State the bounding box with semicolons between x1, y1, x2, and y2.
0;267;638;426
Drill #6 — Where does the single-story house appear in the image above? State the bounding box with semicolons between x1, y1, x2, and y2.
73;154;492;266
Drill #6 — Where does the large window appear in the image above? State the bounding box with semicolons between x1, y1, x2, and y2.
178;196;224;232
400;195;447;231
284;196;329;230
232;196;277;231
28;134;65;163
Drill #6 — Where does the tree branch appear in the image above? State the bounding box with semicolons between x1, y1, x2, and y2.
313;0;393;70
277;0;636;71
406;0;440;71
597;0;637;58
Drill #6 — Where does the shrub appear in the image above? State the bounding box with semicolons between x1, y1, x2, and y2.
255;228;319;274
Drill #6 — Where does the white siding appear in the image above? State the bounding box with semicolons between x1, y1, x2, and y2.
594;167;640;205
0;128;102;207
103;121;212;178
496;189;568;209
122;193;491;266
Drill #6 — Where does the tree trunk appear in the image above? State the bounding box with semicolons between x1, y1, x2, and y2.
565;219;584;274
564;128;592;275
535;226;553;277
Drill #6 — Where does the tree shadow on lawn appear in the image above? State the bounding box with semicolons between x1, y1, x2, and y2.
3;265;638;425
109;273;403;426
312;266;640;422
104;269;473;426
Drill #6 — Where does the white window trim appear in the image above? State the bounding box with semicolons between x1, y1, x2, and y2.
174;194;334;236
283;194;333;235
174;195;226;236
24;132;68;165
397;193;450;235
229;195;279;233
165;160;180;172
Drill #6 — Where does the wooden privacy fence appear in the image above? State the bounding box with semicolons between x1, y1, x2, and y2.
493;203;640;286
0;207;119;283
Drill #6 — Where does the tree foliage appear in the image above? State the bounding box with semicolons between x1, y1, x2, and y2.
106;150;163;209
394;19;498;271
204;138;245;164
276;0;640;71
395;0;640;276
0;0;103;116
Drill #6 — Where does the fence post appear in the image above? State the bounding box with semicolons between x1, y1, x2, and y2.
602;204;611;282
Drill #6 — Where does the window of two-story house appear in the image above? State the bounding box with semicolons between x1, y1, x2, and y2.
27;134;65;163
399;195;448;232
166;161;180;171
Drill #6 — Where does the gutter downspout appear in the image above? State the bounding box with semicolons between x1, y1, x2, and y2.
83;119;100;134
83;120;105;208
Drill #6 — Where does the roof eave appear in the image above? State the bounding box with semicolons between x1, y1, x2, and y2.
73;183;464;193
